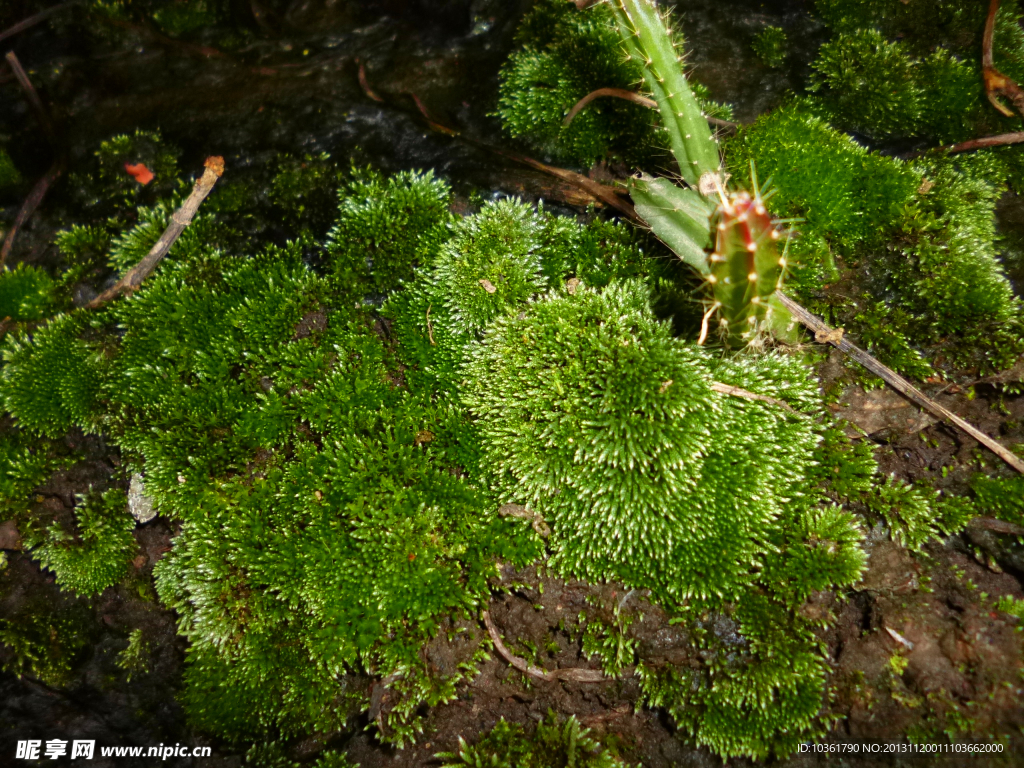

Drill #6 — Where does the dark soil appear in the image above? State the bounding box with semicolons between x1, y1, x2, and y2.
1;1;1023;766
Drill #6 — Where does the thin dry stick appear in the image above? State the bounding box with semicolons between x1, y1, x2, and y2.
563;87;738;133
5;51;57;148
483;610;608;683
710;382;798;414
86;157;224;309
908;131;1024;158
0;0;82;46
775;292;1024;474
0;159;61;266
982;0;1024;118
356;58;384;102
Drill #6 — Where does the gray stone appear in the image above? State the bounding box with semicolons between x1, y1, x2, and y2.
128;473;157;524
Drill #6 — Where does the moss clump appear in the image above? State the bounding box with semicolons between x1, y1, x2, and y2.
388;199;655;396
464;280;823;603
810;0;1024;144
727;103;1024;375
438;712;627;768
0;599;95;687
0;314;102;438
0;148;21;193
30;488;137;597
326;169;452;298
752;26;787;68
809;29;981;142
0;265;57;323
969;474;1024;525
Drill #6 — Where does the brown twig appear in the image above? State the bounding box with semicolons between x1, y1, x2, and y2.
563;87;738;133
356;58;384;102
775;292;1024;474
483;610;609;683
357;66;637;220
0;159;62;267
908;131;1024;159
5;51;57;148
982;0;1024;118
710;381;798;414
86;157;224;309
0;0;82;46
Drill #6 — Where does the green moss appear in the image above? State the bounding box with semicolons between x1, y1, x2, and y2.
116;627;150;681
152;0;224;36
728;103;919;251
867;477;974;550
326;169;452;298
752;26;788;68
438;712;627;768
0;148;22;193
31;488;137;597
728;104;1024;375
270;153;345;240
0;598;95;686
464;280;822;603
0;265;56;323
809;29;981;142
969;474;1024;525
0;314;103;438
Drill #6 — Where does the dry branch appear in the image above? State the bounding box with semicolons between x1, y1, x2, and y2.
5;51;57;148
710;382;798;414
982;0;1024;118
0;159;62;267
776;292;1024;474
482;610;608;683
0;1;82;46
563;87;738;133
86;157;224;309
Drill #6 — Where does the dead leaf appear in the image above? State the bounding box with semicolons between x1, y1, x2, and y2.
124;162;155;185
836;386;938;437
479;279;497;294
815;327;844;344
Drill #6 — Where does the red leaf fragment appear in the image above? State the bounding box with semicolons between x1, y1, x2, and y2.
125;162;154;185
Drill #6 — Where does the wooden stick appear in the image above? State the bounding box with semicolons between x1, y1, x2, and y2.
710;381;798;414
86;157;224;309
775;292;1024;474
0;0;82;46
982;0;1024;119
907;131;1024;158
482;610;608;683
5;51;57;148
563;87;738;133
0;159;62;266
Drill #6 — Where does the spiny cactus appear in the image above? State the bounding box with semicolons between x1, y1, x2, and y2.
609;0;720;187
706;179;791;346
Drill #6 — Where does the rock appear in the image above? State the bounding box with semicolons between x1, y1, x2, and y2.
128;474;157;524
832;386;938;437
